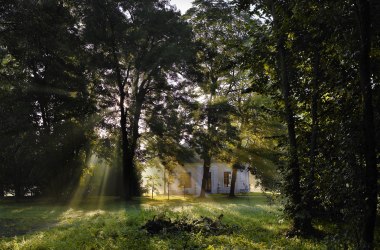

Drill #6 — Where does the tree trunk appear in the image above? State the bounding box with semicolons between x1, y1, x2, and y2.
356;0;378;248
307;50;320;213
124;93;145;198
230;143;242;198
229;166;238;197
279;38;303;222
109;16;140;201
125;141;141;199
151;180;154;199
161;156;167;195
278;34;312;235
14;183;23;199
0;184;4;198
269;0;313;234
167;181;170;200
199;156;211;198
116;68;132;200
163;169;167;195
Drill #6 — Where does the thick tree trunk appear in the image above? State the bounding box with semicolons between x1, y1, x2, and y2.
229;166;238;197
230;143;242;197
116;71;132;200
124;132;141;199
123;151;134;199
124;149;140;199
109;17;139;200
356;1;378;248
199;156;211;198
125;94;145;198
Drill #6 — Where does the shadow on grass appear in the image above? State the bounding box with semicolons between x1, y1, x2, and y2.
0;199;65;238
0;195;140;238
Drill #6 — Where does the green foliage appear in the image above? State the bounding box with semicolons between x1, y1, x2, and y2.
0;0;96;198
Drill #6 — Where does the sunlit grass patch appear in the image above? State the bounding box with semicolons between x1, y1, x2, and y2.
0;194;350;249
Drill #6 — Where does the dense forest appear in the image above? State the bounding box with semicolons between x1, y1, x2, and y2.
0;0;379;248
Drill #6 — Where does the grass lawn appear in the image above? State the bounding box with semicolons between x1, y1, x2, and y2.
0;193;371;249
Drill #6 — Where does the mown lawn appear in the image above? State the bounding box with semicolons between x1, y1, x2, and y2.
0;194;369;249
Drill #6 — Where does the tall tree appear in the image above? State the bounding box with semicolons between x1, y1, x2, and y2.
143;81;196;195
355;0;378;248
186;0;241;198
236;0;314;234
81;0;194;199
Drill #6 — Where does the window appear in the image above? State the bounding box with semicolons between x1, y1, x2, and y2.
181;172;192;188
224;172;231;187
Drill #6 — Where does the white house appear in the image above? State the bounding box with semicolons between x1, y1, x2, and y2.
143;161;261;196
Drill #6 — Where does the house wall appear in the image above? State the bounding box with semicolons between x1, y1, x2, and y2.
143;162;260;196
212;163;251;194
166;163;202;195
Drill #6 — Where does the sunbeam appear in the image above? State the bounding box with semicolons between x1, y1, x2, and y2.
69;155;97;208
97;164;110;209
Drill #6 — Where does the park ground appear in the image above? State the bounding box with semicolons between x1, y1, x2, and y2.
0;193;378;249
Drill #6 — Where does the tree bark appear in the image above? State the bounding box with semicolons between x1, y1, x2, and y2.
199;155;211;198
108;12;142;200
108;16;134;200
114;59;132;200
356;0;378;248
124;91;146;198
230;142;243;197
229;165;238;197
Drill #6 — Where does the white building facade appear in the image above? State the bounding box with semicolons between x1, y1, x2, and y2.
144;162;260;196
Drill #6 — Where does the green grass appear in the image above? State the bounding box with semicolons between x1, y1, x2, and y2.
0;194;354;249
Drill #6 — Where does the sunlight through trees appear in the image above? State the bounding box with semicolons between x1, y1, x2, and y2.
0;0;379;248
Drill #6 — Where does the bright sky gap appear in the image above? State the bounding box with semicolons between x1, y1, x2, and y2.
170;0;193;14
